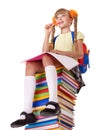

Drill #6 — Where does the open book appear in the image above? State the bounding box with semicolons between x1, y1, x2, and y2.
24;52;78;70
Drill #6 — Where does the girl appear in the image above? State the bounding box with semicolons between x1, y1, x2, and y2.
11;8;85;128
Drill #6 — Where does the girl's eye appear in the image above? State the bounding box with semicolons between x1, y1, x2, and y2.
61;14;66;17
56;14;66;19
55;16;59;19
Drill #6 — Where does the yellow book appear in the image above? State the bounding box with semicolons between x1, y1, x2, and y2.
33;95;49;102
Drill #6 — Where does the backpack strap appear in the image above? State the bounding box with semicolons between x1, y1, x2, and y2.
53;35;59;48
71;31;74;43
53;35;59;43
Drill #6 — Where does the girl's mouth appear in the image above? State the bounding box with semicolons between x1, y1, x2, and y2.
57;21;63;25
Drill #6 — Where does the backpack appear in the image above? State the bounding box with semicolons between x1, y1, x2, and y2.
53;31;90;74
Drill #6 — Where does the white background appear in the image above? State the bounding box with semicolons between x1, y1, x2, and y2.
0;0;99;130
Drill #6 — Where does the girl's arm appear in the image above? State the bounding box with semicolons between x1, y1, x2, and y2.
42;33;50;52
42;24;54;52
51;39;84;59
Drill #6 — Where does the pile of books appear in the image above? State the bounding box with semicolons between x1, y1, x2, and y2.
25;67;79;130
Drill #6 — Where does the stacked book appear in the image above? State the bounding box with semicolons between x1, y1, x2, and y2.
25;67;79;130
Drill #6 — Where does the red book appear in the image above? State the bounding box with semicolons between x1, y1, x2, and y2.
35;88;48;94
58;85;77;100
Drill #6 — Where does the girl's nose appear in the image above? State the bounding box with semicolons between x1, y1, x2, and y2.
58;16;62;20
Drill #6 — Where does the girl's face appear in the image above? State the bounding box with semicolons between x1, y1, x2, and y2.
55;12;72;29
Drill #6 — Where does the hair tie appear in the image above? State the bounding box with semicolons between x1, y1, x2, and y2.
69;9;78;19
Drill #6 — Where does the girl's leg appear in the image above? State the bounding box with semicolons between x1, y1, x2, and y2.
23;61;44;114
40;54;62;116
42;54;58;103
11;61;44;128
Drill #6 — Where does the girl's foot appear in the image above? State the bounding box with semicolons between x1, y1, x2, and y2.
10;112;37;128
40;101;61;117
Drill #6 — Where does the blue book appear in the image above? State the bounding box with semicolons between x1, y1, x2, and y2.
25;119;58;129
33;98;49;107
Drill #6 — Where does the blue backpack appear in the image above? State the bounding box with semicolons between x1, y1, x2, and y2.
53;32;90;74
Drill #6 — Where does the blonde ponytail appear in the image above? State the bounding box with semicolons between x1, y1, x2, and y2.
69;9;78;50
51;25;55;44
74;17;78;50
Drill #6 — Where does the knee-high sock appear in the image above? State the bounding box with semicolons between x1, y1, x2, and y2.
24;76;36;113
45;65;58;103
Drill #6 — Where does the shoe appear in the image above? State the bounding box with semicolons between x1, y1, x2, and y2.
10;112;37;128
40;101;61;117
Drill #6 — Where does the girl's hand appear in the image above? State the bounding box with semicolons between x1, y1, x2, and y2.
45;23;54;34
51;49;61;54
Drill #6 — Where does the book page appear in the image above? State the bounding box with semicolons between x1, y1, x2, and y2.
24;52;78;70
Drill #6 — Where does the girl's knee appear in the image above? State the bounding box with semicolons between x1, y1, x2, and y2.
42;54;50;60
42;54;54;67
25;62;37;75
25;61;44;76
26;62;34;69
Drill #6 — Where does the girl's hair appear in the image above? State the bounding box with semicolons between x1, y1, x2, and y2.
51;8;78;47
